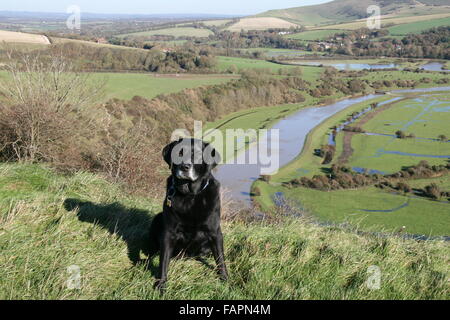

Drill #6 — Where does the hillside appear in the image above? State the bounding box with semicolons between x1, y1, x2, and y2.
0;163;448;299
255;0;450;27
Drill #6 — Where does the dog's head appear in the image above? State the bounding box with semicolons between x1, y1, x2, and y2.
162;138;221;182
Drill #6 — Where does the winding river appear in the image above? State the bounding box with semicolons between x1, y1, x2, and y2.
214;86;450;207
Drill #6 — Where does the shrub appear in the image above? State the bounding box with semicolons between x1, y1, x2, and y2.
424;184;441;200
395;130;406;139
396;182;412;193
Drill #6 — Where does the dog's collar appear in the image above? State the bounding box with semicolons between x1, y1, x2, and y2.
166;177;210;208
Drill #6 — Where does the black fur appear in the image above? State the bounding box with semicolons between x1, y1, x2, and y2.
148;138;228;292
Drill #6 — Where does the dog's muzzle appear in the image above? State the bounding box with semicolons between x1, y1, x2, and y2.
175;164;198;181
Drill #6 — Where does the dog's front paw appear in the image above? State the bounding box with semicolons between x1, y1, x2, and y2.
154;279;167;293
219;269;229;282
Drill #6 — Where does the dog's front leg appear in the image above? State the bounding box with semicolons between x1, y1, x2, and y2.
154;234;173;293
208;230;228;281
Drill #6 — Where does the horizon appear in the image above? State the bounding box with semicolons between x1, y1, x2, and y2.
0;0;332;16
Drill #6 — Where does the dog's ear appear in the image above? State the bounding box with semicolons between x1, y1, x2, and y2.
203;142;221;169
162;140;180;167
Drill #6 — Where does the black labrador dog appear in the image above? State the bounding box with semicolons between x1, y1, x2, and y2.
148;138;228;291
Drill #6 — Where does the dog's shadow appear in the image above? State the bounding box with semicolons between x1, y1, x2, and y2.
63;198;159;275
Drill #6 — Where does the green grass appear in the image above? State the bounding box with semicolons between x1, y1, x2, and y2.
286;29;342;41
388;17;450;36
118;27;213;38
253;92;450;236
1;162;448;299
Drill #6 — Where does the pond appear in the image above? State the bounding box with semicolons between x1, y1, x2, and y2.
297;61;398;70
420;62;450;72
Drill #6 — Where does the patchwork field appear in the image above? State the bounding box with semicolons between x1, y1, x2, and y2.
253;92;450;236
226;17;298;31
118;27;213;38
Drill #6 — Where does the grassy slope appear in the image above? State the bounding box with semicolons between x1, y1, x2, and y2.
0;163;448;299
388;17;450;35
253;92;450;236
314;12;450;30
256;0;450;27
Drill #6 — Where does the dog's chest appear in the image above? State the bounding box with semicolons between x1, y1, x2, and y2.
167;193;211;219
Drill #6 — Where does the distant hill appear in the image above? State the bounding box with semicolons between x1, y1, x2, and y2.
255;0;450;27
0;11;238;21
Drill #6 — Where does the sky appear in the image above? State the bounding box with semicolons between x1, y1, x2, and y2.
0;0;332;16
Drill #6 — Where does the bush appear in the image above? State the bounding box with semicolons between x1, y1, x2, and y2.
0;50;103;166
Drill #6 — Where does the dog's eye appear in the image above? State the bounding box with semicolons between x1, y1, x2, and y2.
179;149;184;157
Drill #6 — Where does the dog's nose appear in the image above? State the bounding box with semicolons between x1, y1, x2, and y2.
180;164;192;171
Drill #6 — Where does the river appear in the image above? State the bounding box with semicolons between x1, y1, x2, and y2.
214;86;450;207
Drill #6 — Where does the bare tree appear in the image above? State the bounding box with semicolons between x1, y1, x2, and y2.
0;45;104;163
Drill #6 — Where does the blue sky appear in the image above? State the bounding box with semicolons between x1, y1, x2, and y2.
1;0;331;15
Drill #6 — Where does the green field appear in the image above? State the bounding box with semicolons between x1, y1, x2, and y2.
388;17;450;36
253;92;450;236
238;48;325;57
0;163;448;299
286;29;342;41
201;19;232;27
216;56;321;81
349;95;450;172
118;27;213;38
0;71;238;101
98;73;238;100
314;13;450;30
